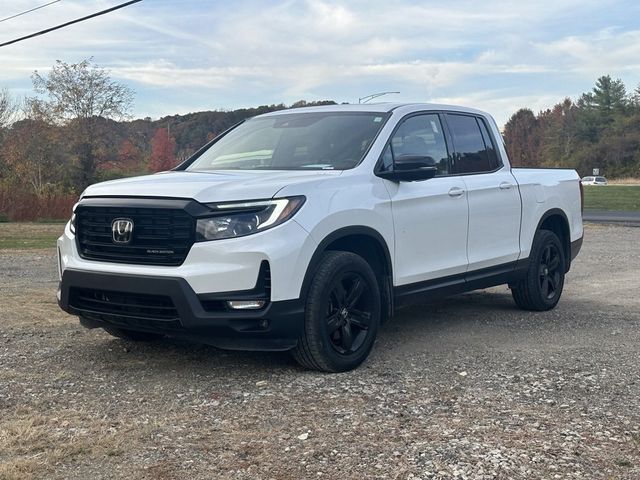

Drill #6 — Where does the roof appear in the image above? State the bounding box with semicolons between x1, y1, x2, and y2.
259;102;491;118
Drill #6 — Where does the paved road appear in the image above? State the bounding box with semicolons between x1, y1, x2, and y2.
583;209;640;225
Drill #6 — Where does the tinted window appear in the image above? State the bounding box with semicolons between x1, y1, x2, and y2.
381;114;450;175
446;114;495;174
596;176;606;182
477;118;500;170
187;112;388;171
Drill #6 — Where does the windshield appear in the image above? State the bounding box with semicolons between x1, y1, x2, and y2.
185;112;389;171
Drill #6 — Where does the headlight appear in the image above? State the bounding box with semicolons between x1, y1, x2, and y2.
196;196;305;241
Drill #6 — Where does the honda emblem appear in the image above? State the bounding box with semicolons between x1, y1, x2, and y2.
111;218;134;244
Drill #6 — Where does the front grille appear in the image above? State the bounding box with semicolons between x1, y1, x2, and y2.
76;204;194;266
69;287;179;321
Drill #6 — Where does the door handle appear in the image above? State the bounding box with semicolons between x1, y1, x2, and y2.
448;187;465;197
499;182;514;190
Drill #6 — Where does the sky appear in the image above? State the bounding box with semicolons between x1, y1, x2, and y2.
1;0;640;126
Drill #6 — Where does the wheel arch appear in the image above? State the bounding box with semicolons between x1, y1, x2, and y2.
534;208;572;272
301;226;394;322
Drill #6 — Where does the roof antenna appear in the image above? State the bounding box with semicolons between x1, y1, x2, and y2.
358;91;400;104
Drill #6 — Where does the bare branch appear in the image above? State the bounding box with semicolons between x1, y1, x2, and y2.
0;88;18;128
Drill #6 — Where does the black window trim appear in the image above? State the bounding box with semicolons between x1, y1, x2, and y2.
373;110;454;178
441;112;505;177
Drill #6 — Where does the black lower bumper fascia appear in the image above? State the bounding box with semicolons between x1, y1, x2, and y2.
571;236;583;261
58;269;304;351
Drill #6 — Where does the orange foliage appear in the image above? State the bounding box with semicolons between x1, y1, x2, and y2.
148;128;177;172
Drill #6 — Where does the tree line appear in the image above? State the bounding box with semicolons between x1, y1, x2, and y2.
504;76;640;178
1;59;639;220
0;59;336;204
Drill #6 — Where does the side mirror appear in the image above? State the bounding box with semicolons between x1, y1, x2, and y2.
377;155;438;182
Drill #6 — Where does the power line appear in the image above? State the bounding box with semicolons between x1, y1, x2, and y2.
0;0;143;48
0;0;62;24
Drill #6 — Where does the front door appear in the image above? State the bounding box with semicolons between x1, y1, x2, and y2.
380;113;469;286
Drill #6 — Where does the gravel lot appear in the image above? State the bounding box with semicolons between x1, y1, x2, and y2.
1;224;639;479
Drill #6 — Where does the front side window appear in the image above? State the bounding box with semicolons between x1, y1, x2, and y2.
446;114;500;174
186;112;388;171
380;114;450;176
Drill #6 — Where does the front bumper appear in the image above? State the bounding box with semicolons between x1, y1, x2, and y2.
58;269;304;351
57;217;317;302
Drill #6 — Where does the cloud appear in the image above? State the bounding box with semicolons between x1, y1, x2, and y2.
1;0;639;126
534;29;640;76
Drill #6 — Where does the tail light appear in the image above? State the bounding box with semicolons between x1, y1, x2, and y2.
579;181;584;215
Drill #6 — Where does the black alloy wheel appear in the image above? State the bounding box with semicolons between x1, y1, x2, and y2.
292;251;381;372
539;243;562;301
512;229;566;311
325;272;374;355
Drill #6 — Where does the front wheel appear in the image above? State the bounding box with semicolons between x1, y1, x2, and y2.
511;229;566;311
292;251;381;372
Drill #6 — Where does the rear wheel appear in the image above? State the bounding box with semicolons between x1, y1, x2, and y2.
292;251;381;372
511;229;566;311
102;326;164;342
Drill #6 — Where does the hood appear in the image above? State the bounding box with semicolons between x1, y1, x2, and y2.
82;169;342;203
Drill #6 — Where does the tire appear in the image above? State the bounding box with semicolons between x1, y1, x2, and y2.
102;326;164;342
511;229;566;311
292;251;381;372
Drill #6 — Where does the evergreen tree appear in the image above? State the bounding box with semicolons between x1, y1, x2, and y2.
580;75;627;118
630;84;640;109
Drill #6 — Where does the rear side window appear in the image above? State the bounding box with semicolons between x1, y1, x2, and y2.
477;118;500;170
446;114;500;174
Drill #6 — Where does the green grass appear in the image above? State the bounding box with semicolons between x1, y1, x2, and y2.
0;223;64;249
583;185;640;211
0;189;637;249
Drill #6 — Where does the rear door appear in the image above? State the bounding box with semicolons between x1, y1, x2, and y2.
380;113;469;286
444;113;522;271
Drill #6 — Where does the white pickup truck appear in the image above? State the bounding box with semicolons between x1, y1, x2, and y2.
57;103;584;372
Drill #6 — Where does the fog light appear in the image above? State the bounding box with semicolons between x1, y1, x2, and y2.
227;300;266;310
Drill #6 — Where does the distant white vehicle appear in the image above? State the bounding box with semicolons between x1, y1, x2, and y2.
581;176;608;186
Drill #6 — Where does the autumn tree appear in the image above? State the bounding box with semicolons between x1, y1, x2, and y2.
2;118;66;196
503;108;540;166
503;76;640;177
29;59;134;190
149;127;177;172
118;139;142;172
